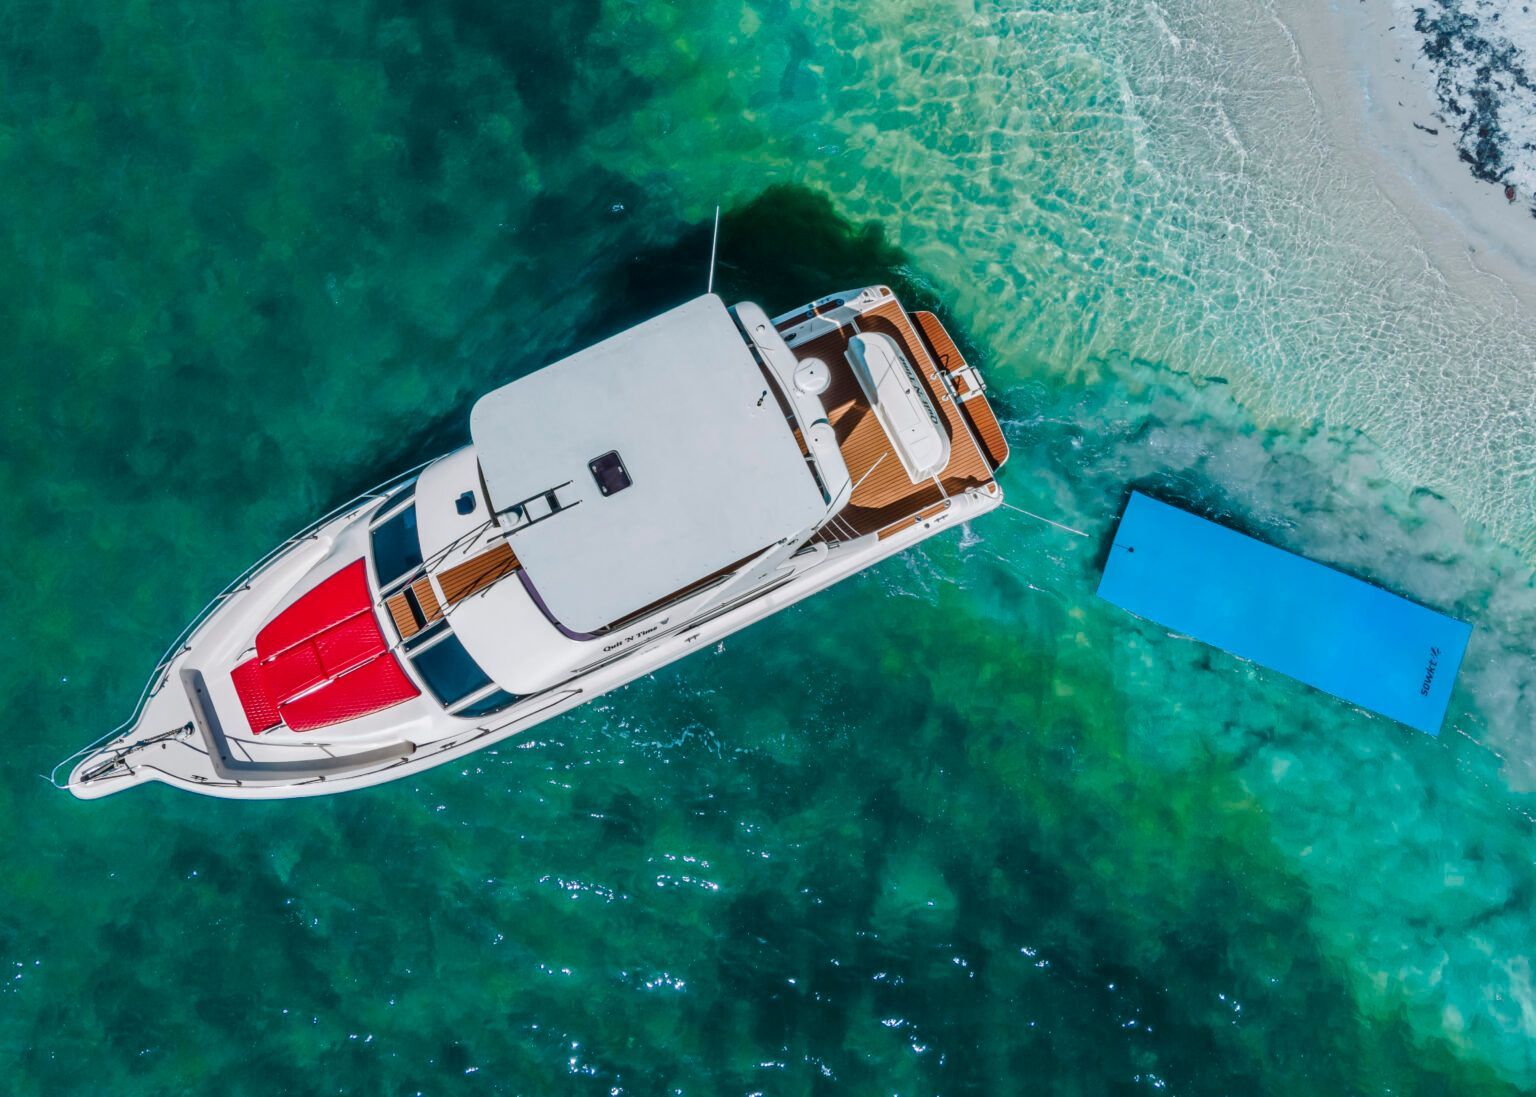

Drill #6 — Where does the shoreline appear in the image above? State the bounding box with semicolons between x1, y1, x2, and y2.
1282;0;1536;310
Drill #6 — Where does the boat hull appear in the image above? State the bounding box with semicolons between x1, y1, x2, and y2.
66;483;1002;799
62;288;1011;801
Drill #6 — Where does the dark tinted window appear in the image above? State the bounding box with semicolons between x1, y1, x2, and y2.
370;503;422;589
403;619;447;651
410;633;495;707
455;688;520;718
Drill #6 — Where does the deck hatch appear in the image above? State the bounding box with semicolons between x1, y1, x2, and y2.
469;295;825;634
588;450;631;496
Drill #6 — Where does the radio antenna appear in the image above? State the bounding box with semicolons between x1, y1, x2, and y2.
706;205;721;295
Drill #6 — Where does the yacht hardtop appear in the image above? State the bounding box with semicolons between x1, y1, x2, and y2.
61;286;1010;799
470;295;831;638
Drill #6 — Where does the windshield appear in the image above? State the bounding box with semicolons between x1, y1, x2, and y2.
455;688;519;718
409;632;496;708
370;500;423;590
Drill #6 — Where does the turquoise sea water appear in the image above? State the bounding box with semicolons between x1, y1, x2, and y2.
5;0;1536;1092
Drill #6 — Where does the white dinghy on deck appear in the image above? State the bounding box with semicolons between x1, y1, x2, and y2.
845;331;951;483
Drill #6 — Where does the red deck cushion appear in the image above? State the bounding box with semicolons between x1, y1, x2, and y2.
231;657;281;733
262;642;326;699
230;558;420;734
314;611;387;676
278;654;421;732
256;559;373;659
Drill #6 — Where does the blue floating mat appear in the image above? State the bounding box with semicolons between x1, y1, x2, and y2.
1097;493;1471;735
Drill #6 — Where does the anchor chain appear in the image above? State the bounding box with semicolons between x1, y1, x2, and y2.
76;722;194;784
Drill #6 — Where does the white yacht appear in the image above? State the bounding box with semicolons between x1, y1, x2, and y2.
61;287;1010;799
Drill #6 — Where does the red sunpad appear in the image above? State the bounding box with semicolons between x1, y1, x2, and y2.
229;558;419;733
314;611;387;676
262;642;326;700
256;559;373;659
279;655;421;732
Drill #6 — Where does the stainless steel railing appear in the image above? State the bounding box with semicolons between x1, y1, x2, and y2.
47;459;435;789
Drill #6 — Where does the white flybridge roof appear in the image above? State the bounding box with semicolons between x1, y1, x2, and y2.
469;294;827;634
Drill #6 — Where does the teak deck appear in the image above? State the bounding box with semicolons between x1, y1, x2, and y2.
911;311;1009;471
782;301;997;540
386;542;521;640
439;542;520;605
386;577;444;640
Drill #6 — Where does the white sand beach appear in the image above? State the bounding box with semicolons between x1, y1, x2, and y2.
1283;0;1536;306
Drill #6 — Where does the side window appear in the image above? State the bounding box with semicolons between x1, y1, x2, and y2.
455;689;520;719
370;503;423;590
409;632;494;707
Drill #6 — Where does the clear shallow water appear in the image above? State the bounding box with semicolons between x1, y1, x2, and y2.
4;1;1536;1093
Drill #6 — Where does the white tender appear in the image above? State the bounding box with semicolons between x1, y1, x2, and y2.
845;332;950;483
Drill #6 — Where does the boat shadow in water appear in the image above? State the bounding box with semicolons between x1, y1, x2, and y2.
600;184;1020;439
605;184;928;325
327;183;1013;518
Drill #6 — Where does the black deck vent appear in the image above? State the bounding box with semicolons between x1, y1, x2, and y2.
588;450;632;496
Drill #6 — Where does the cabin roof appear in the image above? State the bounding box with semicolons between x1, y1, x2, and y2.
469;295;826;634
